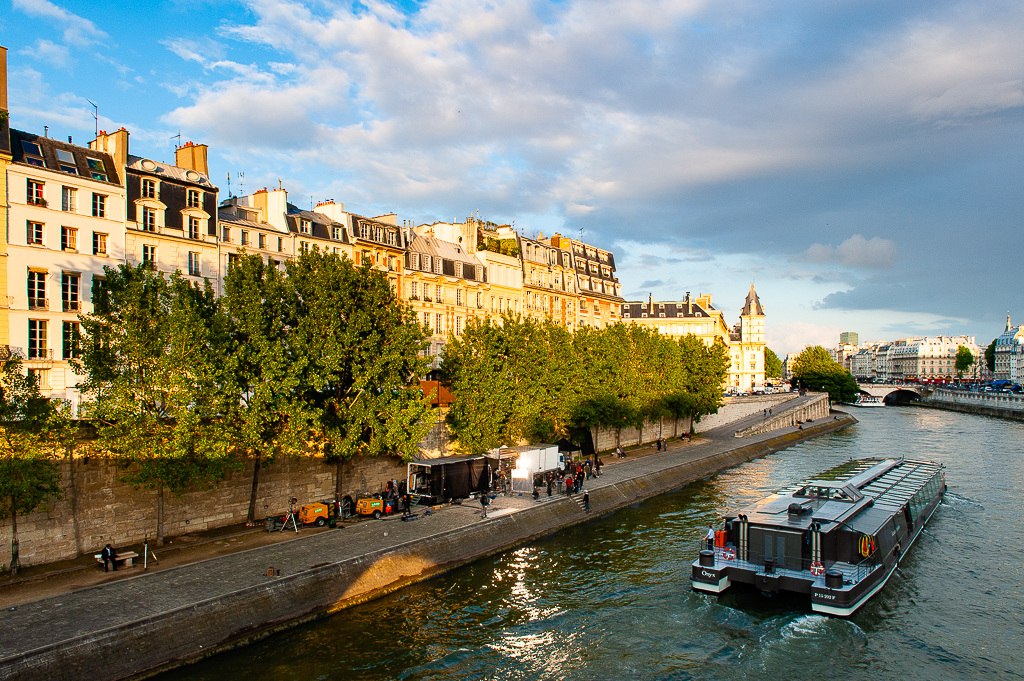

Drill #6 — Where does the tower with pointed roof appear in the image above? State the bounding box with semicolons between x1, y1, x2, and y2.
728;283;766;390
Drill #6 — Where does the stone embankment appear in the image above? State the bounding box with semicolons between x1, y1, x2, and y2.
732;392;830;437
0;400;854;681
919;388;1024;422
1;394;796;569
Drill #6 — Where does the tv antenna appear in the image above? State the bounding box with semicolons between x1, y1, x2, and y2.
85;99;99;137
238;171;244;195
171;130;181;148
227;172;231;198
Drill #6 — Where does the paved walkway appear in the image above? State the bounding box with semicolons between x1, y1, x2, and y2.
0;394;838;662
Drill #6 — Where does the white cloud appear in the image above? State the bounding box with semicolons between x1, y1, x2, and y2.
19;39;70;68
12;0;108;46
767;322;844;357
799;235;899;270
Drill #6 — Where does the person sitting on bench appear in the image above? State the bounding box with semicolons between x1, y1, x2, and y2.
101;543;118;572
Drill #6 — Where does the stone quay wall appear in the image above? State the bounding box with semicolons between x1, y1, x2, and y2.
732;393;831;438
920;388;1024;422
0;454;409;569
1;394;797;569
0;414;857;681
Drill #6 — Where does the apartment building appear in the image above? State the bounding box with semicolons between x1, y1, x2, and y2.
519;233;577;330
6;127;126;399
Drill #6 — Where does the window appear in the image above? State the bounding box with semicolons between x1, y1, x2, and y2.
187;216;200;240
422;255;431;271
435;313;443;334
410;282;418;299
28;180;45;206
142;244;157;267
423;312;430;328
93;232;108;255
27;221;44;245
188;252;201;277
436;285;443;303
456;289;463;306
87;158;107;181
387;231;396;245
456;317;462;335
455;262;463;278
28;271;47;309
142;179;157;199
61;227;78;252
227;253;239;268
61;187;77;213
278;237;284;252
28;320;48;359
258;233;266;249
21;140;44;162
28;368;50;390
300;241;310;253
300;220;312;235
63;321;80;360
241;230;249;246
142;206;157;231
222;227;231;242
92;193;106;218
187;189;201;208
435;258;443;274
62;273;80;312
332;226;343;241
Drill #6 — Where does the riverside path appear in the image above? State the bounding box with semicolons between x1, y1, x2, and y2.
0;394;850;681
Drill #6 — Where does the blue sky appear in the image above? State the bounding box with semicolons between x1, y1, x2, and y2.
3;0;1023;354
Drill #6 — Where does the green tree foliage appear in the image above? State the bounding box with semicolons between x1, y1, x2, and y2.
285;249;433;463
764;348;784;378
789;345;859;403
985;340;996;372
442;318;730;452
77;264;237;544
0;357;75;573
955;346;975;377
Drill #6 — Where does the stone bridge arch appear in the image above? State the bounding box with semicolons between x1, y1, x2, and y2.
858;384;923;405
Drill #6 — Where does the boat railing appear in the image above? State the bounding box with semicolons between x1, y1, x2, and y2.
696;542;879;585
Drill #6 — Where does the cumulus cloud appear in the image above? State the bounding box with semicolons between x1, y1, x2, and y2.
19;39;70;68
12;0;107;46
798;235;898;269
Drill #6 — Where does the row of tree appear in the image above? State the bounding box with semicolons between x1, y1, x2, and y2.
441;317;731;453
788;346;860;402
1;250;433;571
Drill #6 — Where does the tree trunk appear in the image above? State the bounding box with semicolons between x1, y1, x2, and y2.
335;459;343;499
673;416;678;438
247;454;262;524
69;452;84;556
156;483;165;546
615;428;621;448
9;501;19;575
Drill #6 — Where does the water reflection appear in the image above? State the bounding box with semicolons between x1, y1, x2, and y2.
158;407;1024;681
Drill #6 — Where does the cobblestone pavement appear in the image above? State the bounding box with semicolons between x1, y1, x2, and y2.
0;395;836;660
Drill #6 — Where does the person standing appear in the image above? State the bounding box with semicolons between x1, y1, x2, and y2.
565;475;573;495
706;525;716;551
101;543;118;572
480;493;489;519
583;490;590;512
547;477;553;497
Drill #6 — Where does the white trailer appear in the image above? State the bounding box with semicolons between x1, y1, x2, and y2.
501;444;560;492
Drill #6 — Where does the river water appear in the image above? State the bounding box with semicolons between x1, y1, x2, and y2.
161;406;1023;680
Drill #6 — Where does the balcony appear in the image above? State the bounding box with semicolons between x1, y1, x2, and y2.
29;198;48;208
28;297;48;311
63;300;81;313
422;296;432;303
27;348;54;360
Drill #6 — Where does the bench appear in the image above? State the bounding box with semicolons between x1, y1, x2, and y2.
94;551;139;569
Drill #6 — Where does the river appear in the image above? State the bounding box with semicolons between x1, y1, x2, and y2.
159;406;1024;680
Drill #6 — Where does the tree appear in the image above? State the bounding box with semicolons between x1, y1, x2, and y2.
764;348;783;379
0;357;75;573
77;264;237;545
286;249;433;465
790;345;858;403
220;252;309;521
985;339;996;373
955;346;975;378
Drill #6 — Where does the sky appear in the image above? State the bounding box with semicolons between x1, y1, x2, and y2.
2;0;1022;355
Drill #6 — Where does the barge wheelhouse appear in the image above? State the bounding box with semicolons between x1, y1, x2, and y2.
691;457;945;616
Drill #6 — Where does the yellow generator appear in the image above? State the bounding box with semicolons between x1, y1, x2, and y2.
297;501;331;527
355;495;395;519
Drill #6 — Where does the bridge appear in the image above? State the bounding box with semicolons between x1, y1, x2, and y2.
858;384;925;404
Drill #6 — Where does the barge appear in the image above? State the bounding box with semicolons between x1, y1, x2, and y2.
691;457;945;616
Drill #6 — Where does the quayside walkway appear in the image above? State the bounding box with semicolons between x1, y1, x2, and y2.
0;395;852;681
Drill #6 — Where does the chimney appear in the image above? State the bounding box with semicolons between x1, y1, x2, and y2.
686;292;692;315
550;233;561;247
252;188;288;231
175;141;209;176
89;128;130;169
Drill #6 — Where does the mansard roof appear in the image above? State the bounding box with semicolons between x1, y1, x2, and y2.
620;300;716;319
10;128;122;187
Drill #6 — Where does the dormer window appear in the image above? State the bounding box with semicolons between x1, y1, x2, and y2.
187;189;201;208
331;226;343;240
300;220;312;235
455;262;463;278
142;179;157;199
21;140;45;167
55;150;78;174
411;253;420;269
